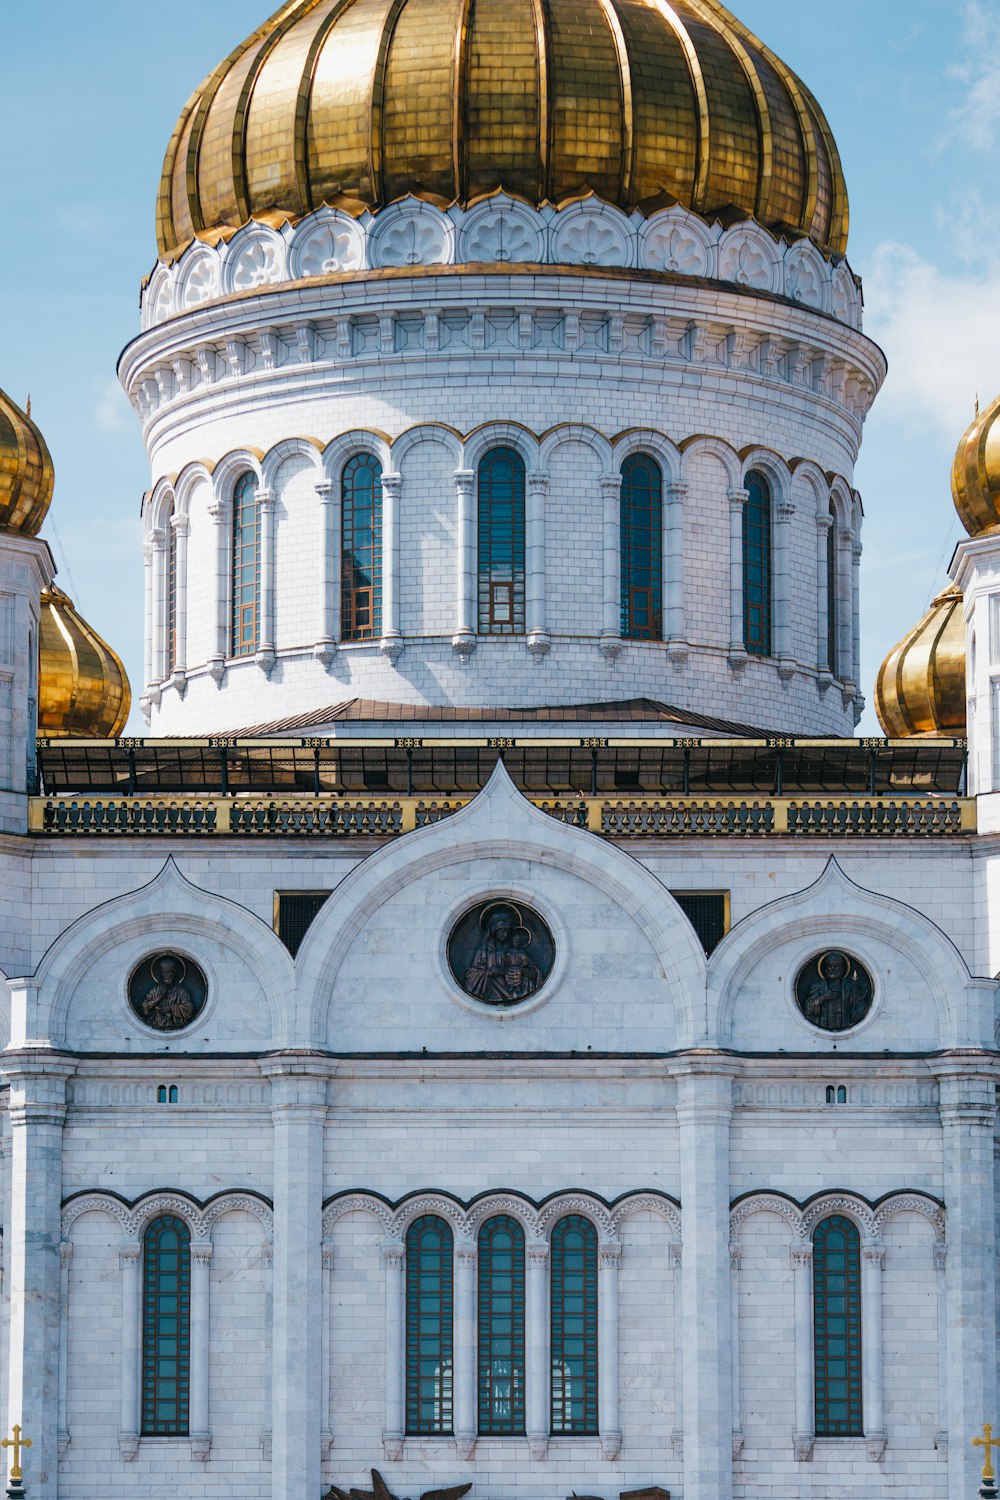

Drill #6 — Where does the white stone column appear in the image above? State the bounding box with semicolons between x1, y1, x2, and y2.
170;512;190;684
599;474;622;660
454;1239;477;1458
815;512;833;674
2;1053;75;1500
313;482;338;665
665;481;688;660
452;470;476;660
670;1242;683;1454
525;1239;549;1459
936;1064;998;1499
189;1241;213;1460
727;488;749;668
207;497;231;681
675;1059;736;1500
321;1240;334;1456
729;1241;742;1457
260;1056;330;1500
526;471;550;660
861;1241;885;1461
256;488;277;675
791;1242;814;1461
57;1242;71;1455
381;1240;405;1459
773;500;795;677
148;528;167;682
934;1241;948;1451
598;1240;622;1459
380;473;403;663
118;1240;142;1461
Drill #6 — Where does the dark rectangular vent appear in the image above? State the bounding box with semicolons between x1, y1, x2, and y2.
669;890;729;955
274;890;331;956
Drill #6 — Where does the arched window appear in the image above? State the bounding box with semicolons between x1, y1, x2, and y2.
142;1215;191;1435
231;472;260;657
478;447;525;635
166;506;178;672
550;1214;598;1435
827;503;838;673
478;1215;525;1435
742;471;772;656
405;1215;453;1435
813;1215;862;1436
620;454;663;640
341;454;383;641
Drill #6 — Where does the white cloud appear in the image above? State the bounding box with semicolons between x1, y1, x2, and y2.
946;2;1000;151
94;376;129;431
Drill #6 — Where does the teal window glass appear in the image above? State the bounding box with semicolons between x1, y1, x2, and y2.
478;447;525;634
813;1214;863;1436
406;1215;453;1435
166;508;178;671
141;1215;191;1435
478;1215;526;1435
231;472;260;657
620;454;663;640
550;1214;598;1434
827;505;838;673
341;454;383;641
742;471;772;656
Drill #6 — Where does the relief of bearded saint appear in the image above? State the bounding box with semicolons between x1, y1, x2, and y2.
141;955;196;1030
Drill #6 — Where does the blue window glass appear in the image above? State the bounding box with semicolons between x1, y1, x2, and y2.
141;1215;191;1435
620;454;663;640
406;1215;453;1435
742;471;772;656
231;472;260;657
478;1215;526;1435
550;1215;598;1434
827;504;838;673
341;454;383;640
166;507;178;671
813;1214;863;1436
478;447;525;634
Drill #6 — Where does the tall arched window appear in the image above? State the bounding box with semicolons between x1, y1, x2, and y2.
826;503;838;674
620;454;663;640
550;1214;598;1435
231;472;260;657
142;1215;191;1435
341;454;383;641
478;447;525;635
742;471;772;656
166;506;178;673
405;1215;454;1435
478;1215;526;1435
813;1215;862;1436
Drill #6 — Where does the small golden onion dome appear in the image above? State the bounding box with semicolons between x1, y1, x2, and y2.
0;388;54;536
157;0;849;263
874;585;966;738
952;392;1000;536
38;585;131;739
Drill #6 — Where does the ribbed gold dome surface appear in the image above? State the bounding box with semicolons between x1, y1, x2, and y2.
952;392;1000;537
38;585;131;739
875;585;966;739
0;389;54;537
157;0;849;262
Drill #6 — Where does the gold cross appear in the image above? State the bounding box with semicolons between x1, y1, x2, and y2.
1;1425;31;1482
974;1423;997;1482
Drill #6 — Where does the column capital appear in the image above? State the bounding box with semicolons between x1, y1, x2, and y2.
190;1242;214;1267
208;498;230;525
527;470;549;493
790;1243;813;1269
527;1241;549;1266
600;473;622;497
322;1240;335;1271
456;1242;477;1268
315;480;334;500
729;1241;743;1268
170;512;190;536
666;481;689;499
838;526;855;549
852;541;863;563
147;527;167;552
776;501;796;523
258;487;276;511
862;1242;886;1269
816;512;834;531
728;486;750;508
453;469;475;493
119;1242;142;1269
380;472;402;496
60;1240;74;1266
381;1240;405;1269
598;1240;622;1268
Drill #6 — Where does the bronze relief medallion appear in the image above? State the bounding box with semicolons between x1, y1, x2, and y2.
794;950;874;1033
128;952;208;1031
447;900;555;1006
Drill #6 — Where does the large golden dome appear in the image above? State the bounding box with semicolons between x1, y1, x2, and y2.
874;585;966;739
38;585;131;739
952;392;1000;537
0;389;54;536
157;0;849;263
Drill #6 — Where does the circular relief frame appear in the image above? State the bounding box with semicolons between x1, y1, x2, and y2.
127;951;209;1034
436;890;568;1019
791;947;877;1037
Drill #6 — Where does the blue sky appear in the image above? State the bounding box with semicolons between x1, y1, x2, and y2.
1;1;998;733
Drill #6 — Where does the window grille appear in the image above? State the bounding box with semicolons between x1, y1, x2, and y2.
668;890;728;955
274;890;331;956
825;1085;848;1104
620;454;663;640
141;1215;191;1435
156;1085;179;1104
478;1215;526;1435
478;448;525;635
827;504;838;673
231;472;260;657
405;1215;454;1435
341;454;383;641
550;1214;598;1434
743;471;772;656
813;1214;863;1435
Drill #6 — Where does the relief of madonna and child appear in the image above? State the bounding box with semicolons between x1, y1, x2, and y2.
447;901;555;1006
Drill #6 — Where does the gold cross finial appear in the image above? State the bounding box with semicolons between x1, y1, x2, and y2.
974;1423;997;1482
1;1425;31;1482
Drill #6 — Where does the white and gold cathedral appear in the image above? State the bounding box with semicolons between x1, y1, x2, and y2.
0;3;997;1499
